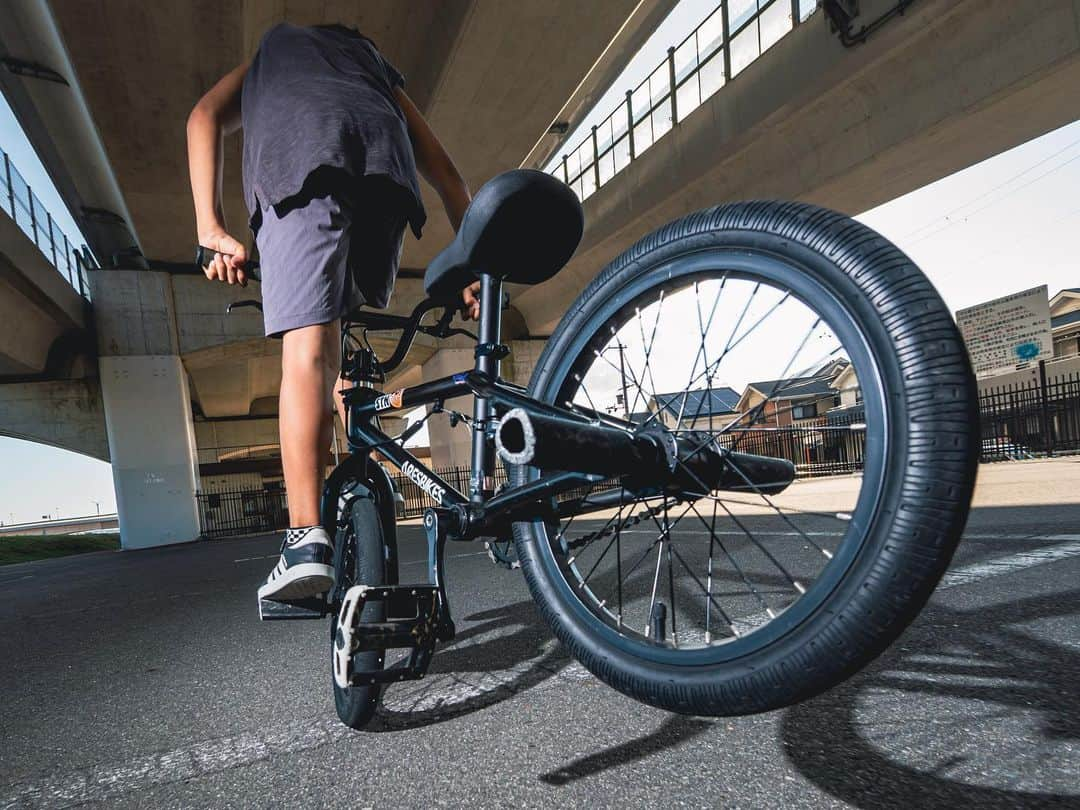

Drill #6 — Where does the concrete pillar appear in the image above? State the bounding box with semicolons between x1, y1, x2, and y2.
91;270;200;549
420;348;474;469
99;355;201;548
507;339;546;387
419;340;548;468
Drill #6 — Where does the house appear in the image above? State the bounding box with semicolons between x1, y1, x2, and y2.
734;359;848;427
646;387;741;430
1051;288;1080;357
829;364;861;410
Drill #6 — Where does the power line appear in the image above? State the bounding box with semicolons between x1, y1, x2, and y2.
896;134;1080;245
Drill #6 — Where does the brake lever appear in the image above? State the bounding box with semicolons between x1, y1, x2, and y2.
419;305;478;342
418;325;478;341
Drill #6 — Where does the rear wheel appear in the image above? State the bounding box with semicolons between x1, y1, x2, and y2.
511;201;979;715
331;484;395;729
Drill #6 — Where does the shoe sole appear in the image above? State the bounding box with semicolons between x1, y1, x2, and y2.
258;562;335;602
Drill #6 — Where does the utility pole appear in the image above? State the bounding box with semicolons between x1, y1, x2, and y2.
600;343;631;418
613;342;630;420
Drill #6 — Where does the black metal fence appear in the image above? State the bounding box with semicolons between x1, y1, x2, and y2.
196;487;289;539
388;465;510;518
718;406;867;478
979;369;1080;460
196;372;1080;535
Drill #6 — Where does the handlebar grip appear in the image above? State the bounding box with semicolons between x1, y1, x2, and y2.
195;245;261;281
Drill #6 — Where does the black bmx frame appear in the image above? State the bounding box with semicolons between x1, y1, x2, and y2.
326;274;609;547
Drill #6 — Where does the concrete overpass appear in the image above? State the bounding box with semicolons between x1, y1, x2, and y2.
1;0;1078;548
515;0;1080;333
0;512;118;537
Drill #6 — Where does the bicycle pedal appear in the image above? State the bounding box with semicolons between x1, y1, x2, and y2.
258;595;328;621
333;585;442;689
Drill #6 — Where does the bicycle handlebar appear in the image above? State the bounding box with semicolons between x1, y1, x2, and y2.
195;244;477;374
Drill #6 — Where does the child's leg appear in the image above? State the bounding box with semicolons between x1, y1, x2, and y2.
280;321;342;527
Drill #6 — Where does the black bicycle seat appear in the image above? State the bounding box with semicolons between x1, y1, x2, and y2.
424;169;583;300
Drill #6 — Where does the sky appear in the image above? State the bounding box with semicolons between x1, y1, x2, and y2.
1;2;1077;524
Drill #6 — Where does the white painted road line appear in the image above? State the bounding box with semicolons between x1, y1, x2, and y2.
939;536;1080;589
6;535;1080;807
0;574;34;585
0;715;354;809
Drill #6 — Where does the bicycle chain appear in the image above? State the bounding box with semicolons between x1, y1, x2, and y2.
564;497;681;551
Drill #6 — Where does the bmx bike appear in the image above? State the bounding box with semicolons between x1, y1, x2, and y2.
201;169;979;729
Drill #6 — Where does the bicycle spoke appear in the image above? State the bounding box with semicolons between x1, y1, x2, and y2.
646;532;665;637
687;500;777;623
538;264;883;656
719;452;835;559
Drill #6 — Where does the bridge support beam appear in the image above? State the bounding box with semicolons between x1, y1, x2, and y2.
91;270;201;549
99;355;200;549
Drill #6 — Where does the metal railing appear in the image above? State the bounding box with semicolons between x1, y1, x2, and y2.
196;486;289;539
1;146;94;299
550;0;818;202
980;366;1080;460
197;443;282;465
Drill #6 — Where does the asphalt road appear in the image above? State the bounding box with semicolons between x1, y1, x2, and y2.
1;466;1078;808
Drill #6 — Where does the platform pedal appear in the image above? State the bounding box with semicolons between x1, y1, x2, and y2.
333;584;443;689
258;595;328;621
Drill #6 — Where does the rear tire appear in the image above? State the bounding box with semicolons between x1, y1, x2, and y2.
332;486;393;729
512;201;979;715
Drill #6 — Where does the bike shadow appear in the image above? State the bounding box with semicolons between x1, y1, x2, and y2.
537;715;714;785
781;587;1080;807
370;598;572;731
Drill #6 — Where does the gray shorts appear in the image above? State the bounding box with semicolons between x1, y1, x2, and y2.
255;184;406;338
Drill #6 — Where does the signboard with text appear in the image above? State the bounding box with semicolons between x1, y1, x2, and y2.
956;285;1052;379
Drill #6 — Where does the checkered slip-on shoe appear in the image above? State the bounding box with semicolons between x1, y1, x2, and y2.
257;526;335;602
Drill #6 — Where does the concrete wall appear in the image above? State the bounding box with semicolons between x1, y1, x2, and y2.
0;207;86;375
977;355;1080;393
421;348;475;469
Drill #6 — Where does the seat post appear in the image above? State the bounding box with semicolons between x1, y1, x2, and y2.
470;273;503;502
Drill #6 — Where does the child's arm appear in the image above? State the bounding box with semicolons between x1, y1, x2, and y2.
393;87;480;320
187;60;250;285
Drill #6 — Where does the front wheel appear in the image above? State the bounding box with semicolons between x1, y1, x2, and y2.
331;483;396;728
511;201;979;715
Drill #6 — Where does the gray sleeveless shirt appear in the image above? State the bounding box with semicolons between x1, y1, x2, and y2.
240;23;425;238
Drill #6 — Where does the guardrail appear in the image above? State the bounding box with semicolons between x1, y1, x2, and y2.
550;0;817;202
1;146;94;299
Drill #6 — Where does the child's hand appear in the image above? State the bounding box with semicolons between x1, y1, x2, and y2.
461;281;481;321
199;229;249;286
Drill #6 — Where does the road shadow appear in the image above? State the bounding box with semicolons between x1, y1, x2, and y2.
371;599;572;730
538;716;714;785
781;588;1080;807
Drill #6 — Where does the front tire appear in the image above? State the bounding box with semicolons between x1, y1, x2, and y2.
512;201;979;715
332;486;394;729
